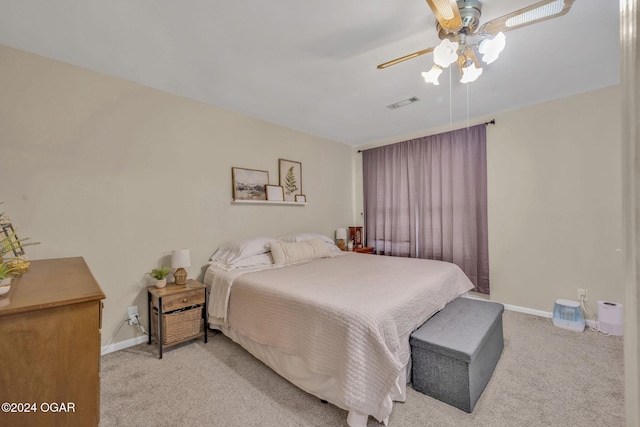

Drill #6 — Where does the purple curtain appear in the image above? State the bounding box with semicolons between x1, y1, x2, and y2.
362;124;489;294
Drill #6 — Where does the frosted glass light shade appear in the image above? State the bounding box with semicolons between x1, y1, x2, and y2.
422;65;443;85
460;64;483;83
171;249;191;268
336;228;347;240
478;32;506;64
433;39;459;68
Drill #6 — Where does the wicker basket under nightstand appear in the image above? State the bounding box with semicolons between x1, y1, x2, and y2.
151;305;202;345
147;280;208;359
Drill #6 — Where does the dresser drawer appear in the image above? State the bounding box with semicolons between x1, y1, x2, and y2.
161;289;205;312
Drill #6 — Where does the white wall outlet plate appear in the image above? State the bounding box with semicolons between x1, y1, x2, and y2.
128;306;139;325
577;288;587;300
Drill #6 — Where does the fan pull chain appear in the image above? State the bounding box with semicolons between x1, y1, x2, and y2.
466;83;469;129
449;66;453;129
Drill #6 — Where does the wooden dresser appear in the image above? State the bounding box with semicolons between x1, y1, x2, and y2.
0;257;105;427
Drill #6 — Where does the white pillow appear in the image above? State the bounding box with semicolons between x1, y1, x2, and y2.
278;232;344;255
278;232;335;244
210;253;273;271
210;236;276;264
268;238;331;266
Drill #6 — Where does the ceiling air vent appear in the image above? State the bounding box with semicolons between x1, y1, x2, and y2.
386;97;420;110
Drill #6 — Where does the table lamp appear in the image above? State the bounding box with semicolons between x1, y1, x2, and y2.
336;228;347;251
171;249;190;285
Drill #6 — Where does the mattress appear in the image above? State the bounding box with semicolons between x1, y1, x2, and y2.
204;252;473;425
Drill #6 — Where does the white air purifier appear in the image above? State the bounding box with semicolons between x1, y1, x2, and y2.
597;301;623;336
552;299;585;332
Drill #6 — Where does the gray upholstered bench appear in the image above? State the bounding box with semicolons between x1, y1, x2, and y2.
410;297;504;412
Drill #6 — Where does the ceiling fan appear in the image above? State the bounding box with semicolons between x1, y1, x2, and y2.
377;0;575;84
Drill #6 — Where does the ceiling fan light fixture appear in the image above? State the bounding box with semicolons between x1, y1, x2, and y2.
458;48;482;83
433;39;459;68
422;65;443;85
378;0;576;86
478;32;506;64
505;0;565;28
460;63;483;83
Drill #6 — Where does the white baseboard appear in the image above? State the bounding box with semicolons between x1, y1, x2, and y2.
463;294;598;329
502;303;597;329
101;335;148;355
502;302;552;318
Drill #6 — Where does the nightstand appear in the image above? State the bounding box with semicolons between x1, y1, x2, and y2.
147;279;208;359
353;246;375;254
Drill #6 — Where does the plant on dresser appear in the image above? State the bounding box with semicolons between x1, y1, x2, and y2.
0;202;39;275
149;266;171;288
0;221;37;289
0;262;17;281
0;262;17;293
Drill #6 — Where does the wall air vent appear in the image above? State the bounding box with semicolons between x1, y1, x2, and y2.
386;97;420;110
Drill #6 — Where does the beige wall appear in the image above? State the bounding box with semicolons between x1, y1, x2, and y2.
487;86;622;314
0;45;355;349
355;85;623;317
0;42;624;350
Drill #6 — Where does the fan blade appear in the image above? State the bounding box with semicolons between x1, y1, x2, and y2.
425;0;462;32
377;47;436;69
479;0;575;35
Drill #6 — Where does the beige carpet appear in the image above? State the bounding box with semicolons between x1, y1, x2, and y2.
100;310;624;426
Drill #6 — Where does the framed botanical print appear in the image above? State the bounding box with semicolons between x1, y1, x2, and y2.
279;159;302;202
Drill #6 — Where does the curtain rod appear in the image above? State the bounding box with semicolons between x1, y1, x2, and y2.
357;119;495;153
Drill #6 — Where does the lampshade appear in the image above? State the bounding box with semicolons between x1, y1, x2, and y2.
422;65;443;85
171;249;191;268
336;228;347;240
458;48;483;84
478;32;506;64
433;39;459;68
460;63;483;83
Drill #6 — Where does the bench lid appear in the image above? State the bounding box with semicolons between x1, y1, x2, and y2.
410;297;504;362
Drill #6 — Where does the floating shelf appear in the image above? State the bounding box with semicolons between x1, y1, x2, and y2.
231;200;307;206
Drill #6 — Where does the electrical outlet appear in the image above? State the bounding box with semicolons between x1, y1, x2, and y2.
577;288;587;301
128;306;139;325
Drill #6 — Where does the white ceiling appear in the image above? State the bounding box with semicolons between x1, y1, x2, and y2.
0;0;620;146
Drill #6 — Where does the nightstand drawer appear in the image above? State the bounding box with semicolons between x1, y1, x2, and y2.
162;289;205;312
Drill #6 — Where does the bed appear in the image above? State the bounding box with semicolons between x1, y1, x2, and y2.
203;233;474;426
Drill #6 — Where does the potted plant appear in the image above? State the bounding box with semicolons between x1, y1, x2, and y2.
0;262;17;295
149;266;171;288
0;211;39;273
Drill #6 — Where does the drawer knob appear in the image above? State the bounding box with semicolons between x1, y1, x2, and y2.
182;298;188;303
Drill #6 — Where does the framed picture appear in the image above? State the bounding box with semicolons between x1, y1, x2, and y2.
232;167;269;201
349;226;363;248
1;223;25;257
266;185;285;201
295;194;306;203
279;159;302;202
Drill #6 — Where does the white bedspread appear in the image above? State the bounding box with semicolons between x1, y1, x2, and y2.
205;253;473;422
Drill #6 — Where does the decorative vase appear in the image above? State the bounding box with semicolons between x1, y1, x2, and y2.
154;278;167;289
0;278;11;296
